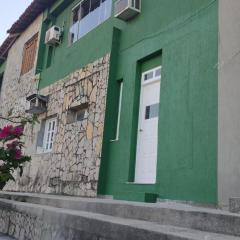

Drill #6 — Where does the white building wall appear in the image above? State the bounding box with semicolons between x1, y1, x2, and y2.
218;0;240;208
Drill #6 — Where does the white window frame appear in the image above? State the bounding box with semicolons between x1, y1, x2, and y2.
142;66;162;86
110;81;123;142
43;117;57;153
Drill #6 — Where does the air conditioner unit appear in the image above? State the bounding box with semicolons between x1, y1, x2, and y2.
115;0;141;21
26;94;48;114
45;26;61;45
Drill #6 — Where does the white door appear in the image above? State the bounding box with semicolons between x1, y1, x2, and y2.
135;66;161;184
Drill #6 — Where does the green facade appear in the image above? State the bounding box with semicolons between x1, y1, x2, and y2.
99;0;218;204
37;0;123;88
37;0;218;204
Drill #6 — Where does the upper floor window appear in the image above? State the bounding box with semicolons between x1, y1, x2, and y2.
21;33;38;76
70;0;112;44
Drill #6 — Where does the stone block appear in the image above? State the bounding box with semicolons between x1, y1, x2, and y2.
229;198;240;213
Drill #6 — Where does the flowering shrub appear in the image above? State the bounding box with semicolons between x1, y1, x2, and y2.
0;124;31;189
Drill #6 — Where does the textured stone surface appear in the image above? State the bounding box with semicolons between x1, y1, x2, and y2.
0;15;42;119
229;198;240;213
0;54;110;197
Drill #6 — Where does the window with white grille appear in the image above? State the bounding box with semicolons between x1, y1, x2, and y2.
43;117;57;152
142;66;162;84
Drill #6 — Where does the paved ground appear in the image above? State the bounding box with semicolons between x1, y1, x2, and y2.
0;234;14;240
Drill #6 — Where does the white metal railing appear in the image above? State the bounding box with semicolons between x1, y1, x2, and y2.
70;0;112;43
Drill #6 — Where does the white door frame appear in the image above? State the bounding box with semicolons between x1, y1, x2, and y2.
134;66;162;184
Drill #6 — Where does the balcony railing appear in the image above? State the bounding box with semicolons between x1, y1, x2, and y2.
70;0;112;44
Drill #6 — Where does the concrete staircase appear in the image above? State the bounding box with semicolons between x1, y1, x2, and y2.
0;192;239;240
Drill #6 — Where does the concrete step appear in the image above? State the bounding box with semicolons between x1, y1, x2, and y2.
0;198;238;240
0;192;240;237
0;234;15;240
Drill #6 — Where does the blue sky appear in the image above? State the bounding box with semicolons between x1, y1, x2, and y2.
0;0;33;44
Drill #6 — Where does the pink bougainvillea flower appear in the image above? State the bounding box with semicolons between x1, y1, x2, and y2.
2;125;13;133
0;125;14;139
13;127;24;136
15;149;22;160
0;131;7;139
0;160;4;167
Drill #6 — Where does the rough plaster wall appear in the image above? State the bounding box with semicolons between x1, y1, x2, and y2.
0;14;43;117
4;55;110;197
218;0;240;207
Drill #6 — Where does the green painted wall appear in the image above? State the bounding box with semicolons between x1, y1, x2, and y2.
99;0;218;204
37;0;124;89
37;0;218;204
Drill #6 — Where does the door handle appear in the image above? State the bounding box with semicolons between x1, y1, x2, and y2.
139;129;144;132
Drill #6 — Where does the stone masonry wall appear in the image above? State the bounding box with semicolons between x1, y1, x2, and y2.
3;54;110;197
0;14;42;117
0;208;111;240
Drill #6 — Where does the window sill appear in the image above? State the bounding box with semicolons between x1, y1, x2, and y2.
36;147;53;155
125;182;156;185
35;152;52;156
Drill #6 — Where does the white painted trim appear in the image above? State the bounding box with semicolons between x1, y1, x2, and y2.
134;65;161;184
110;81;123;142
142;66;162;86
116;81;123;140
126;182;155;185
72;0;83;11
43;117;57;153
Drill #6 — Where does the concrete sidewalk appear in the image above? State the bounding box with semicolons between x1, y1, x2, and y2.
0;234;14;240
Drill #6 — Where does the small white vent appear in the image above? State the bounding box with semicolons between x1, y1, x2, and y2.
45;26;61;45
115;0;141;21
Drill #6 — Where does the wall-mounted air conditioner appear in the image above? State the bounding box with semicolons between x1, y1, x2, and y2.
45;26;61;45
115;0;141;21
26;94;48;114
